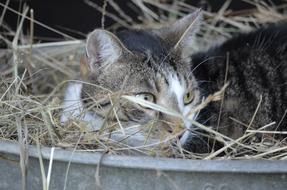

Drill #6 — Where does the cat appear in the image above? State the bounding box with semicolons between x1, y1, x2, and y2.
61;10;202;150
61;10;287;153
187;23;287;152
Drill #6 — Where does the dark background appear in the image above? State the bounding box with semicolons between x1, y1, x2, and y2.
1;0;284;41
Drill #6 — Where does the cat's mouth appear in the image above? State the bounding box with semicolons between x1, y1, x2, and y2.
166;127;190;145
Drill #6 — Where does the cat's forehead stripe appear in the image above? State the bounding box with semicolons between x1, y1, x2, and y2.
116;30;170;60
168;74;185;112
116;29;184;73
169;57;178;72
145;79;156;92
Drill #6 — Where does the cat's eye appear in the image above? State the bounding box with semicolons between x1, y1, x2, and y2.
183;91;194;105
135;93;155;103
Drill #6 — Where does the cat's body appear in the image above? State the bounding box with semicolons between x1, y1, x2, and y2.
185;24;287;152
61;11;287;153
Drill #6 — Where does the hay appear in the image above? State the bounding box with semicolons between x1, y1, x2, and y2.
0;0;287;160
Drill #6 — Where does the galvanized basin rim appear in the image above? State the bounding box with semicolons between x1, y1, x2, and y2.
1;141;287;174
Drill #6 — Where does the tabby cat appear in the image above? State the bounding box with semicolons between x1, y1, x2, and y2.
61;10;287;153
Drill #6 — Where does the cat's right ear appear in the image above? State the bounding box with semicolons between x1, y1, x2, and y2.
153;9;202;53
85;29;131;70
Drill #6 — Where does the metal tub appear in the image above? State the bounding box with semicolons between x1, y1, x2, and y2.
0;141;287;190
1;42;287;190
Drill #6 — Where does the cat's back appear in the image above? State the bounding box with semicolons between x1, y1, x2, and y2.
191;23;287;138
192;23;287;88
203;23;287;58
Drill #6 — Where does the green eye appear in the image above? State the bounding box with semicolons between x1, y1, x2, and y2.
135;93;155;103
183;91;194;105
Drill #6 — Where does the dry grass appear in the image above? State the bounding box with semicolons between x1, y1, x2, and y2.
0;0;287;160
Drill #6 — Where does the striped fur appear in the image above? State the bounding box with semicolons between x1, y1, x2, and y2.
186;24;287;152
62;11;287;153
62;11;202;148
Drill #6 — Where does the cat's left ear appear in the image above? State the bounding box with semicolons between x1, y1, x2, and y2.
85;29;132;71
154;9;202;52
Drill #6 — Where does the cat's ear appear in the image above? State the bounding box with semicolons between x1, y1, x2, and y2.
154;9;202;51
86;29;131;70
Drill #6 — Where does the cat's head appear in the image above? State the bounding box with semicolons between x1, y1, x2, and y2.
81;10;202;148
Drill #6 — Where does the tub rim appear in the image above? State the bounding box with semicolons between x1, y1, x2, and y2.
1;140;287;174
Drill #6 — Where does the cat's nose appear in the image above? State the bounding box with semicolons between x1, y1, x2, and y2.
167;128;173;133
159;113;183;133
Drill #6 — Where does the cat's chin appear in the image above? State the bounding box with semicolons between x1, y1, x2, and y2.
179;130;192;145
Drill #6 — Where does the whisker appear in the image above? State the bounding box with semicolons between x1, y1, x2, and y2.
188;55;223;78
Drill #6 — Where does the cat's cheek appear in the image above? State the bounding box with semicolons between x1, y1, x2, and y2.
143;109;157;118
179;118;194;145
183;114;193;129
182;106;192;117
